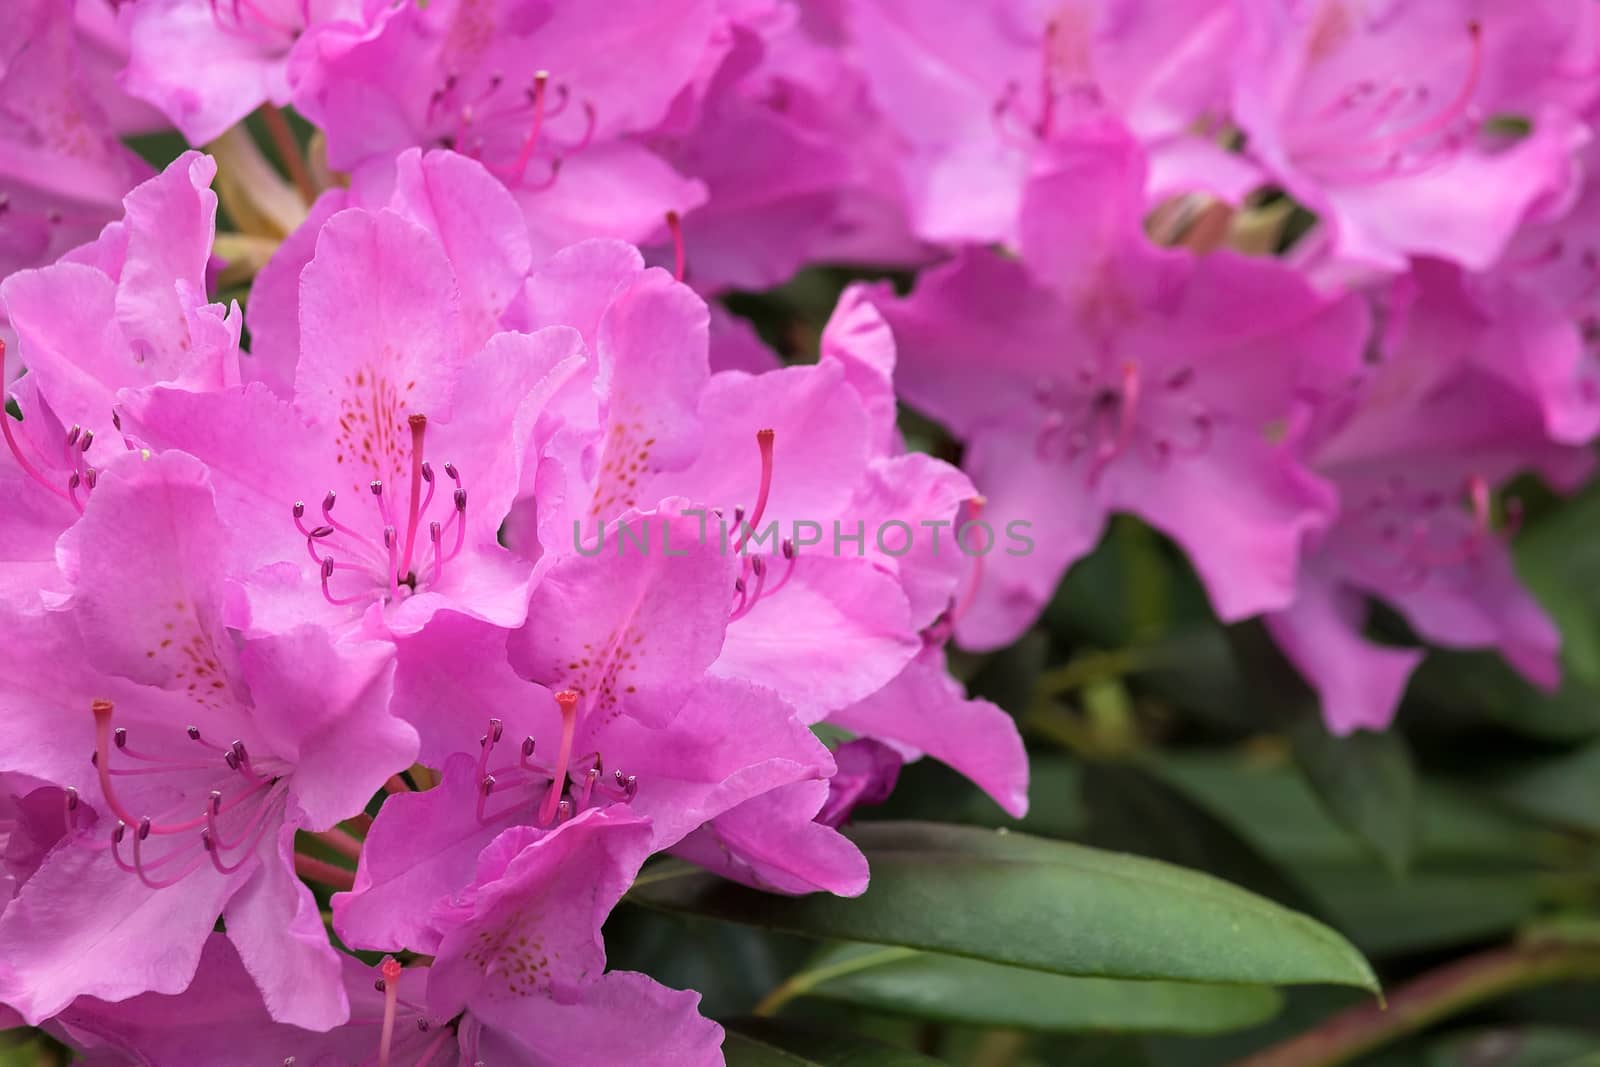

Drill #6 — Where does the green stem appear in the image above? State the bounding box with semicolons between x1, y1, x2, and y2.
1229;941;1600;1067
753;947;920;1017
1035;648;1141;699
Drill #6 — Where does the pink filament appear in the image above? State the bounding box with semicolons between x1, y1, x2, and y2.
538;691;580;826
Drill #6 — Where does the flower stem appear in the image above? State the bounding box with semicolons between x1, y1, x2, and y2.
311;827;364;861
1229;940;1600;1067
295;853;356;892
260;105;316;204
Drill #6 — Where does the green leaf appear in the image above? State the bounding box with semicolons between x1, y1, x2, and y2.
1289;722;1418;876
1080;762;1326;918
787;943;1284;1034
1303;867;1543;956
630;822;1378;992
1488;743;1600;834
722;1019;944;1066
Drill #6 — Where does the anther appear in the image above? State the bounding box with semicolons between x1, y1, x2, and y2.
377;956;402;1067
666;210;686;283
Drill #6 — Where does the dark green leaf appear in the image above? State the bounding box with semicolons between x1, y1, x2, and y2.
630;822;1378;992
1289;722;1418;876
1080;762;1325;917
722;1019;944;1066
1488;743;1600;834
791;943;1283;1034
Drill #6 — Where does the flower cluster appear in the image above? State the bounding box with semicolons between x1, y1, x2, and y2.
2;0;1598;1062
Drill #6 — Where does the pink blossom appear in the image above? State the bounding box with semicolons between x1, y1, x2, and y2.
0;449;416;1028
848;0;1246;245
0;0;151;288
1231;0;1597;273
869;125;1369;649
47;925;721;1064
1;151;239;607
118;0;363;145
120;187;588;638
1267;260;1593;734
292;0;717;259
641;0;928;293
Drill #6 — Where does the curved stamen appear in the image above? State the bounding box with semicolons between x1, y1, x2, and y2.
1348;22;1483;157
734;429;776;552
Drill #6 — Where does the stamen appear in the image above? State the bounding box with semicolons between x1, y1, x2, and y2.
377;957;402;1067
505;71;551;183
399;414;428;579
538;690;580;826
90;700;143;827
1348;22;1483;157
734;429;776;552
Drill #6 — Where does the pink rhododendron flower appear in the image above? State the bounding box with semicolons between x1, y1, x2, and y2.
48;924;722;1064
0;0;151;291
2;150;240;441
1;151;240;607
0;449;416;1028
642;0;926;292
121;189;587;638
119;0;362;145
1481;138;1600;443
334;512;849;945
512;243;1029;818
1267;260;1593;734
293;0;716;259
871;126;1368;650
1230;0;1598;273
849;0;1247;245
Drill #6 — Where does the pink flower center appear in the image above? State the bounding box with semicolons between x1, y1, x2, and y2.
293;413;469;608
429;68;597;190
1286;19;1484;184
1332;471;1518;590
472;691;637;830
993;10;1104;144
1033;361;1212;483
86;699;288;889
